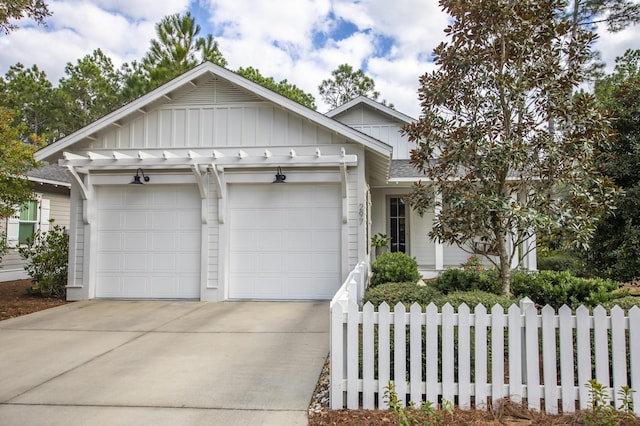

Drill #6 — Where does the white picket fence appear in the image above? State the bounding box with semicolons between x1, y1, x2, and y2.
330;276;640;414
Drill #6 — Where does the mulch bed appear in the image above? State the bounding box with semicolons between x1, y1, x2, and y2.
0;279;67;321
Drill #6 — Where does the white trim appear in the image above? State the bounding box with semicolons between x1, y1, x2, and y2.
325;96;416;124
59;147;358;170
28;177;71;188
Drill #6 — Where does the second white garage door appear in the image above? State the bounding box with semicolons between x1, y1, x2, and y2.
228;184;341;300
95;185;201;299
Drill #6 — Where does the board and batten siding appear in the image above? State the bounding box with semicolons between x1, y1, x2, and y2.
76;77;352;151
81;106;348;150
331;104;416;160
206;178;220;295
68;186;85;290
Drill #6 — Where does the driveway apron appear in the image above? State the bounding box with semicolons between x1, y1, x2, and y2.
0;300;329;425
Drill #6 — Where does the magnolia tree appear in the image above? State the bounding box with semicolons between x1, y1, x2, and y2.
404;0;618;294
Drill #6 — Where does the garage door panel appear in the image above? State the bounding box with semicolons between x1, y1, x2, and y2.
313;230;340;250
229;184;340;300
98;233;122;250
151;253;176;271
287;230;312;249
123;253;148;271
97;253;122;272
176;253;200;271
179;233;200;250
287;253;313;271
97;212;122;230
313;209;341;228
124;233;148;250
96;185;200;299
122;276;146;297
151;233;176;250
178;210;201;228
257;253;284;272
313;253;341;272
123;211;148;229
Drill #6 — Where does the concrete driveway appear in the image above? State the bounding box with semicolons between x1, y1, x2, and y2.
0;300;329;425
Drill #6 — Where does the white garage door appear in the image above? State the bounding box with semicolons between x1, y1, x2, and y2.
95;185;201;299
229;184;341;300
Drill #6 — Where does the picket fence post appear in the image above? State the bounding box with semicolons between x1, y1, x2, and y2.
542;305;558;414
491;304;505;407
378;302;391;410
362;302;375;409
558;305;575;413
508;304;523;404
330;301;344;409
458;304;471;409
629;307;640;415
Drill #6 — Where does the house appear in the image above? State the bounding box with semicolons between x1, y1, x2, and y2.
1;164;71;282
34;62;536;302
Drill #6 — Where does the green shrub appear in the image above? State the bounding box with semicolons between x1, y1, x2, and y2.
537;254;580;272
18;222;69;298
511;270;621;309
432;268;502;295
599;296;640;312
363;282;441;307
433;290;515;311
370;252;420;287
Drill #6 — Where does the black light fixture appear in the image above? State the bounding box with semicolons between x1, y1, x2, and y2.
130;168;150;185
273;166;286;183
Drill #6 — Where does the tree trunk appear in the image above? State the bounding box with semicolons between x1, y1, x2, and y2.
495;231;512;296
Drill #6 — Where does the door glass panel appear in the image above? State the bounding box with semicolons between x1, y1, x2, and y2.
389;197;407;253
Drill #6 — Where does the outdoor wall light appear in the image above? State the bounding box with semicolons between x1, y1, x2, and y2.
130;168;150;185
273;166;286;183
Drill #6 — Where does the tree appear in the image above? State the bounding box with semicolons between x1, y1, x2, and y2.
0;107;40;263
318;64;379;108
570;0;640;32
57;49;124;134
404;0;618;295
140;12;227;89
236;67;316;110
0;63;57;142
588;50;640;280
0;0;50;35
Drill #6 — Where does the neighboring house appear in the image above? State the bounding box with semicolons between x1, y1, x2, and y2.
34;62;535;302
1;164;71;282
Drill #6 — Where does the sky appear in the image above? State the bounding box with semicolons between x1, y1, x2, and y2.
0;0;639;118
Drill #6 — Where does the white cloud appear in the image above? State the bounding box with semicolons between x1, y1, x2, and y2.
0;0;637;120
594;23;640;73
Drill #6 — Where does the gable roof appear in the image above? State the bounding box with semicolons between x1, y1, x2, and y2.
35;62;393;166
325;96;416;124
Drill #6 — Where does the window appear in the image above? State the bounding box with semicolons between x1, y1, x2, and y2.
6;198;48;248
389;196;407;253
18;200;38;245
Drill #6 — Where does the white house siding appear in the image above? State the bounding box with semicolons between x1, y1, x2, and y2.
443;244;474;267
205;179;220;300
330;104;416;160
75;77;350;152
66;186;85;297
46;192;71;229
409;208;437;267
